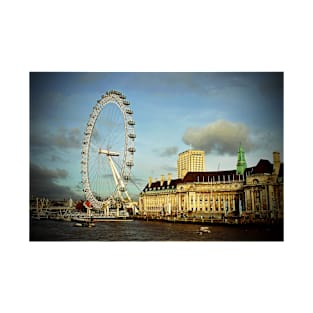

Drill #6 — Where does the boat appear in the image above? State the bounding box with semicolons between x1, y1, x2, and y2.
74;221;95;227
199;226;211;233
74;219;96;227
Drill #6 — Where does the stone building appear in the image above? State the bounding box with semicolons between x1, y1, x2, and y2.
139;149;283;223
139;174;181;216
243;152;284;222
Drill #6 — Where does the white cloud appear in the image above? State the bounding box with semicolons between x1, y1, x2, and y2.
182;119;254;155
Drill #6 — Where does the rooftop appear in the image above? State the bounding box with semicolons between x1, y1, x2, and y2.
142;157;283;192
143;178;183;190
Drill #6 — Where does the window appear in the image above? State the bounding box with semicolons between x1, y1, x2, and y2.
256;191;260;201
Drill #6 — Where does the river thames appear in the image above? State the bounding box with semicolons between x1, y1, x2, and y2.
29;219;283;241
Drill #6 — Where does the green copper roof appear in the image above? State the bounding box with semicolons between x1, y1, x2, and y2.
236;143;247;175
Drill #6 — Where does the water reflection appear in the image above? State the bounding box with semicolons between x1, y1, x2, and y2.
30;219;283;241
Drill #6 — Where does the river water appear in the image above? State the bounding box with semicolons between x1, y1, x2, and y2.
29;219;283;241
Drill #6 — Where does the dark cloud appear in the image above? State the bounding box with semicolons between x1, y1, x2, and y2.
31;127;82;150
182;120;254;155
50;154;66;163
52;127;81;148
159;146;179;157
258;72;283;97
74;182;83;192
30;90;65;122
30;162;81;200
31;163;68;180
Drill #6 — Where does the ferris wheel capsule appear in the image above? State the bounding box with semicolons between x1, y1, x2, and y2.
128;147;136;153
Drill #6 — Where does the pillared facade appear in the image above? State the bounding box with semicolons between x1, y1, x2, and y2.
139;151;283;223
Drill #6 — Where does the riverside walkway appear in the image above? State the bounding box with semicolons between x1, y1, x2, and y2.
133;215;277;225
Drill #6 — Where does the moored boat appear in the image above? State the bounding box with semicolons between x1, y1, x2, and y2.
199;226;211;233
74;221;95;227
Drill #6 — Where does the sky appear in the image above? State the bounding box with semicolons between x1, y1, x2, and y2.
30;72;283;201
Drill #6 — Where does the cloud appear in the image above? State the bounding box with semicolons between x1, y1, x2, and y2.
31;163;68;180
182;120;254;155
30;91;66;121
30;162;81;200
52;127;81;148
50;154;66;163
31;127;82;150
159;146;179;157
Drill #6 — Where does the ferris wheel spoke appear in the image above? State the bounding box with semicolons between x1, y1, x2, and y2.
96;122;122;152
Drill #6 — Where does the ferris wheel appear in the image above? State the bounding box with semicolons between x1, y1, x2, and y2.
81;90;136;210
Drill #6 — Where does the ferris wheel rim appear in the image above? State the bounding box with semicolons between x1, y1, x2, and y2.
81;90;135;209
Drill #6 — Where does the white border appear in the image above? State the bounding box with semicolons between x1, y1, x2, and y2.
2;1;312;313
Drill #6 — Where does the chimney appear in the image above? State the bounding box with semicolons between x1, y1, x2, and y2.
273;152;280;176
148;177;152;188
160;174;165;186
167;173;172;186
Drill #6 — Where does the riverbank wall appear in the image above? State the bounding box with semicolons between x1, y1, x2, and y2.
133;214;283;227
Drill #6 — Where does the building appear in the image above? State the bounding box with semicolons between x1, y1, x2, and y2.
177;150;205;179
140;174;181;216
139;148;283;223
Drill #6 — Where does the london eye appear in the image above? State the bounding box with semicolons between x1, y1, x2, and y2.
81;90;136;211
